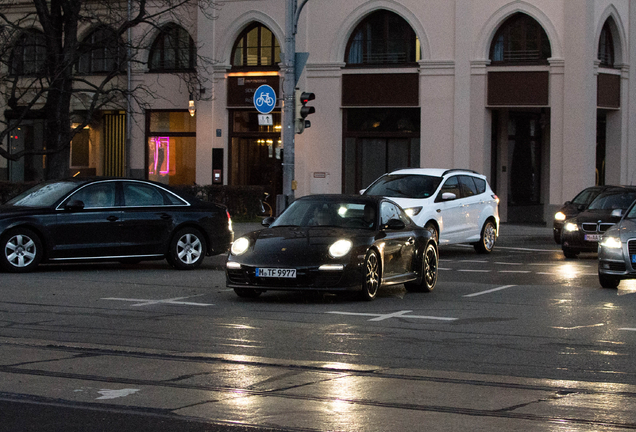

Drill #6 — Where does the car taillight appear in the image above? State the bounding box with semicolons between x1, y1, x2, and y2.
226;210;233;231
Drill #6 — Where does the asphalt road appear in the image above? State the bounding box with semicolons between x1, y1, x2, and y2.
1;223;636;431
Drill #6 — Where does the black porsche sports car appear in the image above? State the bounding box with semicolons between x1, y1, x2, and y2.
226;195;438;300
0;178;233;272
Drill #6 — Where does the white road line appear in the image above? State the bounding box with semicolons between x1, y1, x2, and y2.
327;310;457;322
101;295;213;307
498;270;531;274
464;285;516;298
494;262;523;265
457;269;491;272
495;246;557;252
619;328;636;331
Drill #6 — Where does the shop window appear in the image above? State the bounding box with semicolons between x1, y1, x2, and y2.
598;21;615;68
77;27;125;74
10;30;47;76
146;111;196;185
148;24;196;71
345;10;420;66
489;13;551;65
231;23;280;70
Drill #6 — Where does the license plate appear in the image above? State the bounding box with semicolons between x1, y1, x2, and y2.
585;234;602;242
256;268;296;278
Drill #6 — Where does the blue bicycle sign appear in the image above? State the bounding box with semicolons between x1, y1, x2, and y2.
253;85;277;114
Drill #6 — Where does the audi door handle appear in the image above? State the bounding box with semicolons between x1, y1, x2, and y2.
107;215;119;222
160;214;173;220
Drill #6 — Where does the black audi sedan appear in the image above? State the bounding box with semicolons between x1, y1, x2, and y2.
553;185;614;244
0;178;233;272
561;186;636;258
226;195;438;301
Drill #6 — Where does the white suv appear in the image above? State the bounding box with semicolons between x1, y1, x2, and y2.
362;168;500;253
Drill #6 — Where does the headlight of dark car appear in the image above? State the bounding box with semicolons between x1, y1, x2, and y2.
563;222;579;232
328;239;352;258
231;237;250;256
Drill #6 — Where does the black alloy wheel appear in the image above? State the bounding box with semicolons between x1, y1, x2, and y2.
0;228;43;273
167;227;207;270
405;242;438;292
360;249;380;301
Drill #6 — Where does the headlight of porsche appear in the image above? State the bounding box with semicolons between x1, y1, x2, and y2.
554;212;566;221
231;237;250;255
600;236;622;249
564;222;579;232
329;239;352;258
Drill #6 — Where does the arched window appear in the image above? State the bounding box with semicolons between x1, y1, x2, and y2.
598;21;615;68
78;27;125;74
231;23;280;69
489;13;551;65
10;30;47;76
148;24;196;71
345;10;420;66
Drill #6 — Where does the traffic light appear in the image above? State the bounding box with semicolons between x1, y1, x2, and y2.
295;89;315;134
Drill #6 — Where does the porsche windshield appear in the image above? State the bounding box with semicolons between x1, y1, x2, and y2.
271;200;376;229
364;174;442;199
4;181;79;207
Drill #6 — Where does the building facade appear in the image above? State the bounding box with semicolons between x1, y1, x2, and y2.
2;1;636;224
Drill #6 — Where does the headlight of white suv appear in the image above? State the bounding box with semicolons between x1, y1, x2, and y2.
404;207;423;217
564;222;579;232
600;236;622;249
231;237;250;255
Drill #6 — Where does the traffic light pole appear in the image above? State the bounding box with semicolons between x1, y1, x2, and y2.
281;0;310;212
281;0;296;207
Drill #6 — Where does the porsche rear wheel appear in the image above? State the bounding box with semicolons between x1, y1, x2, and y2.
360;250;380;301
405;242;438;293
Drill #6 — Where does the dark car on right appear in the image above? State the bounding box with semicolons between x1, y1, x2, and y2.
553;185;615;244
561;186;636;258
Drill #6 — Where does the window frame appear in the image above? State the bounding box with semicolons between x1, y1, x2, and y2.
230;23;280;71
77;26;126;75
345;10;420;67
148;24;196;72
598;21;615;68
9;29;48;76
489;13;552;65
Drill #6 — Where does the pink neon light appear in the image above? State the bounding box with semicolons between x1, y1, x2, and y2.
150;137;169;175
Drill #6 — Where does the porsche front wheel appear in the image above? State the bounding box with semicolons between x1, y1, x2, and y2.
360;250;380;301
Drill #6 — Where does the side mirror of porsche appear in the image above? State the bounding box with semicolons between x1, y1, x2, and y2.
383;218;406;230
65;200;85;211
262;216;276;227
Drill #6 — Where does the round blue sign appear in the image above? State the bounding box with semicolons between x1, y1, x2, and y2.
253;85;277;114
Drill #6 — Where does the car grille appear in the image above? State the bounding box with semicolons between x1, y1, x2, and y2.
581;222;614;233
628;239;636;256
227;266;344;288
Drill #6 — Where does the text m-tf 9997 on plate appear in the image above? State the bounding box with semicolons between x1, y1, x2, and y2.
256;268;297;278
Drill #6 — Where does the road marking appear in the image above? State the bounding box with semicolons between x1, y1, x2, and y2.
101;294;213;307
457;269;491;273
97;389;140;400
327;310;457;322
464;285;516;298
495;246;557;252
498;270;531;274
495;262;522;265
619;328;636;331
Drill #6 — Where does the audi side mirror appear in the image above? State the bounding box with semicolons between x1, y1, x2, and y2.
65;200;85;211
